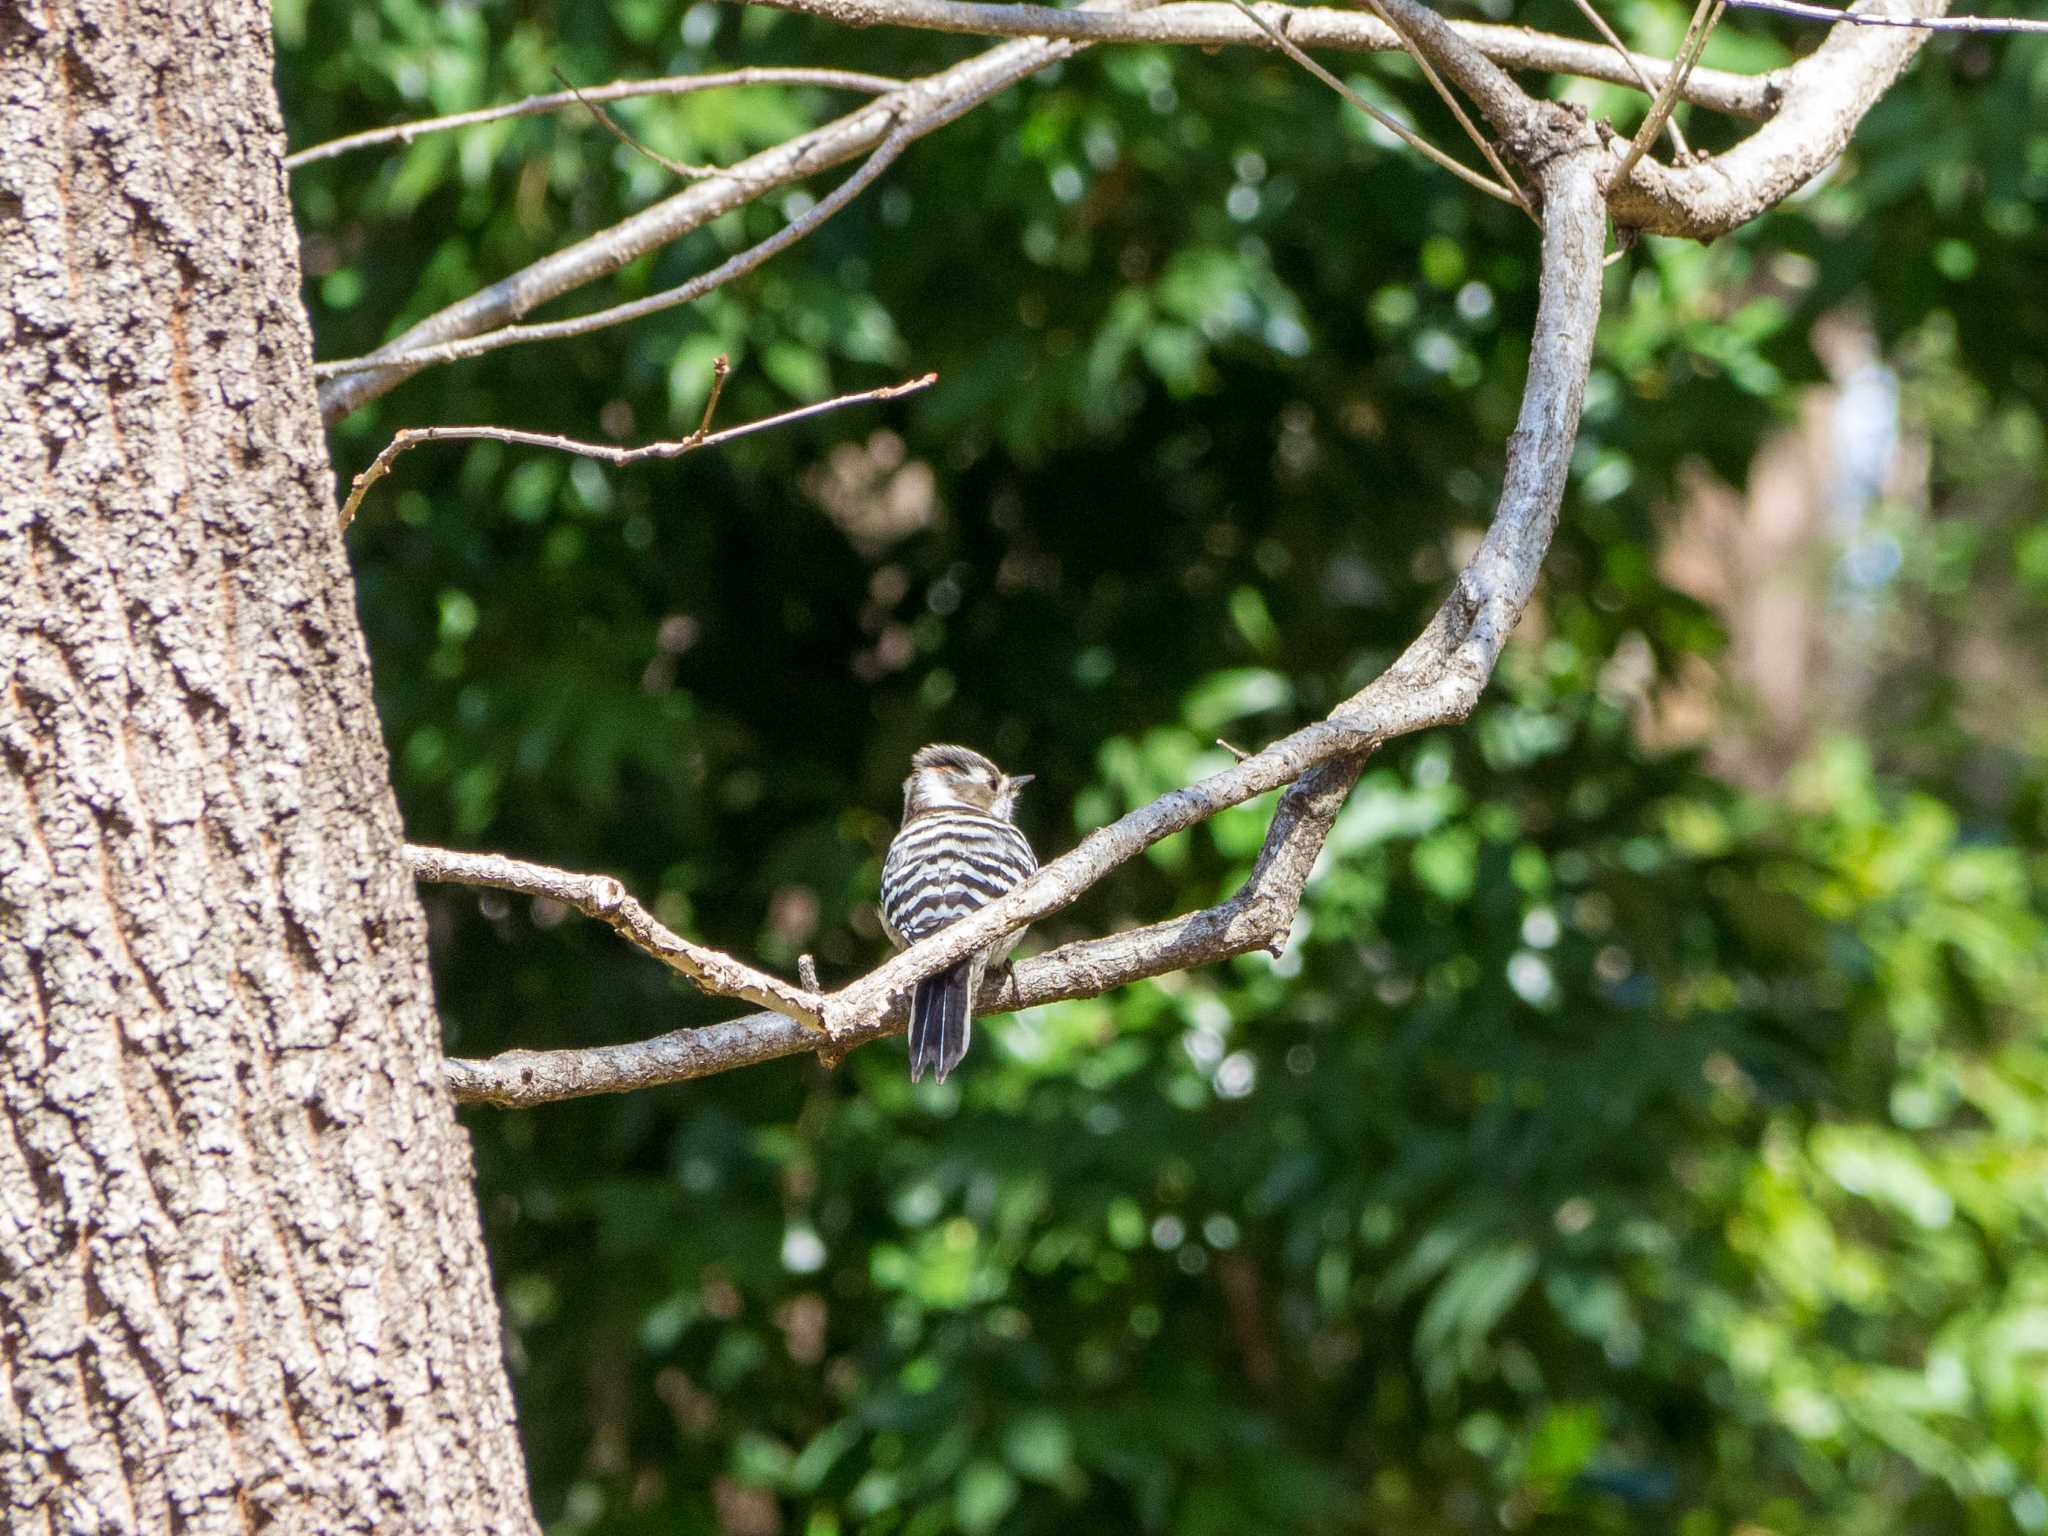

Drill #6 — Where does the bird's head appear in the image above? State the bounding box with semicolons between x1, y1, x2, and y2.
903;743;1032;821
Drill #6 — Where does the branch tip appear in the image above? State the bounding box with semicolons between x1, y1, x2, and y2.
688;355;733;444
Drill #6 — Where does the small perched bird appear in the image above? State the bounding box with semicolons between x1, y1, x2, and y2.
880;744;1038;1083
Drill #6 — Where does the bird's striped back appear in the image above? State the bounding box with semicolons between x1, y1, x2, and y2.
881;810;1037;946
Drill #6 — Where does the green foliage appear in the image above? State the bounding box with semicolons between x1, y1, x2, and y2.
281;4;2048;1531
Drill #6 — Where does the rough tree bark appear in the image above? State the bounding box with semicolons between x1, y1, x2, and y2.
0;4;538;1533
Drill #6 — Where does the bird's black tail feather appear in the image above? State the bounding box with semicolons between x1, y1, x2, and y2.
909;960;973;1084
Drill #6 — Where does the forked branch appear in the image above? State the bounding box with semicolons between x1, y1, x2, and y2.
1220;0;1526;208
313;119;926;381
438;755;1369;1103
1608;0;1724;189
419;0;1958;1104
437;77;1613;1106
1212;0;1523;207
408;845;826;1028
315;18;1122;421
1606;0;1953;236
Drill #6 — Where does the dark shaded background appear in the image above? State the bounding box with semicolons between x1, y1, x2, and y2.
280;3;2048;1529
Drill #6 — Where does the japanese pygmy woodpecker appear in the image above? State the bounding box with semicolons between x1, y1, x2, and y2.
880;744;1037;1083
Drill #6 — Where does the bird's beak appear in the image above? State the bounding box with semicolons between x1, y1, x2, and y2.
1006;773;1035;790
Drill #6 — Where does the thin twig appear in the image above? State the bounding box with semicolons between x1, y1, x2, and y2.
689;355;732;444
1723;0;2048;28
1371;0;1558;161
284;67;904;170
1609;0;1725;188
1223;0;1526;207
1216;738;1252;760
1354;0;1537;217
551;67;725;179
337;371;936;528
1578;0;1950;236
1564;0;1690;158
444;756;1370;1103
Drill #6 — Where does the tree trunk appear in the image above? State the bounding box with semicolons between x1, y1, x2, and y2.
0;4;538;1532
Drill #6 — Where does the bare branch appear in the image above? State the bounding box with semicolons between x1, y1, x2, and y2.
283;68;903;170
314;117;924;380
1608;0;1724;189
337;371;936;528
406;845;826;1029
317;30;1107;422
736;0;1783;118
1723;0;2048;29
442;119;1616;1105
991;756;1369;997
812;40;1572;1037
1221;0;1527;208
1367;0;1552;147
1607;0;1953;238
